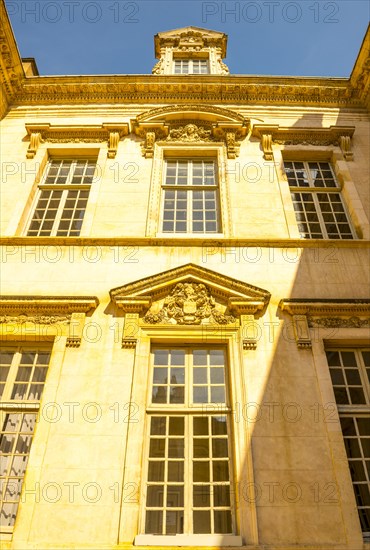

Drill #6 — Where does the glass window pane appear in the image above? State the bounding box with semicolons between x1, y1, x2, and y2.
193;510;211;534
146;485;164;507
193;485;210;507
149;439;165;458
169;417;184;436
213;461;229;481
168;462;184;482
194;417;209;436
166;510;184;534
214;485;230;507
148;461;165;482
214;510;232;533
193;461;210;482
150;417;166;436
145;511;162;534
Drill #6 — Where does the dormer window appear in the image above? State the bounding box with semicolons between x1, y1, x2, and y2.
174;59;209;75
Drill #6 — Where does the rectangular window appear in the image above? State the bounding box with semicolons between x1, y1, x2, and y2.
284;161;355;239
325;349;370;536
143;347;235;536
174;60;209;74
162;160;220;233
26;159;96;236
0;346;51;530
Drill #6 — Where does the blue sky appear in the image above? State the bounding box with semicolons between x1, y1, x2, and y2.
5;0;369;77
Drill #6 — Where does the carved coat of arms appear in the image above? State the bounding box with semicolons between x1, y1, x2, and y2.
144;282;235;325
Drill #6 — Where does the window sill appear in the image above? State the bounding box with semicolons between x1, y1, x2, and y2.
134;534;242;546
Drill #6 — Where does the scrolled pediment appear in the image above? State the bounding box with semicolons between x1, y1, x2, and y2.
110;264;270;325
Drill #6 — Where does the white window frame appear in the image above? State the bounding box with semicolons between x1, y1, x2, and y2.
146;145;232;238
173;59;209;74
0;344;52;533
24;158;97;237
160;159;221;234
325;347;370;538
284;160;356;239
136;344;242;547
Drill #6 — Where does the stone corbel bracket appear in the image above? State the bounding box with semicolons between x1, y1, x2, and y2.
0;296;99;348
111;297;152;348
132;122;169;158
279;299;370;349
212;122;249;159
25;123;129;159
252;124;355;161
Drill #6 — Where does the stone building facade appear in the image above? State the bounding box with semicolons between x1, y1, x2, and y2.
0;2;369;548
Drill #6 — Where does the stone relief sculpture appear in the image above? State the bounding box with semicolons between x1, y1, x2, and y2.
144;282;235;325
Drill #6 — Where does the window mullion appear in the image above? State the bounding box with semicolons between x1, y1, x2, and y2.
52;189;68;235
1;348;20;401
311;192;328;238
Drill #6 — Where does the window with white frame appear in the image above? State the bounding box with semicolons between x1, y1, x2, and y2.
142;347;235;536
26;159;96;236
284;161;355;239
162;160;220;233
0;345;51;530
325;348;370;536
174;59;209;74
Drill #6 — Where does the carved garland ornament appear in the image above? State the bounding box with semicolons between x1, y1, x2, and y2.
0;314;71;325
144;282;235;325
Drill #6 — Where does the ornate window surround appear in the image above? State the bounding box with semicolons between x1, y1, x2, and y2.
132;106;250;239
109;263;270;545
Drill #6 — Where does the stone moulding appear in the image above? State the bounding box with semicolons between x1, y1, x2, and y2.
0;296;99;348
252;124;355;161
279;299;370;349
110;263;270;350
132;105;250;158
25;123;129;159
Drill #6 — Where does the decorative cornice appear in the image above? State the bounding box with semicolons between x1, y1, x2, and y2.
25;123;129;159
279;299;370;318
0;296;99;315
252;124;355;160
0;0;24;117
11;76;368;110
279;299;370;349
349;25;370;111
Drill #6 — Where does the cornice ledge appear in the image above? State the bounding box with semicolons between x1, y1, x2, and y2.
0;296;99;314
279;299;370;317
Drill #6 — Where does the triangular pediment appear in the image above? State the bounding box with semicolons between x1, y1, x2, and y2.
110;264;270;323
